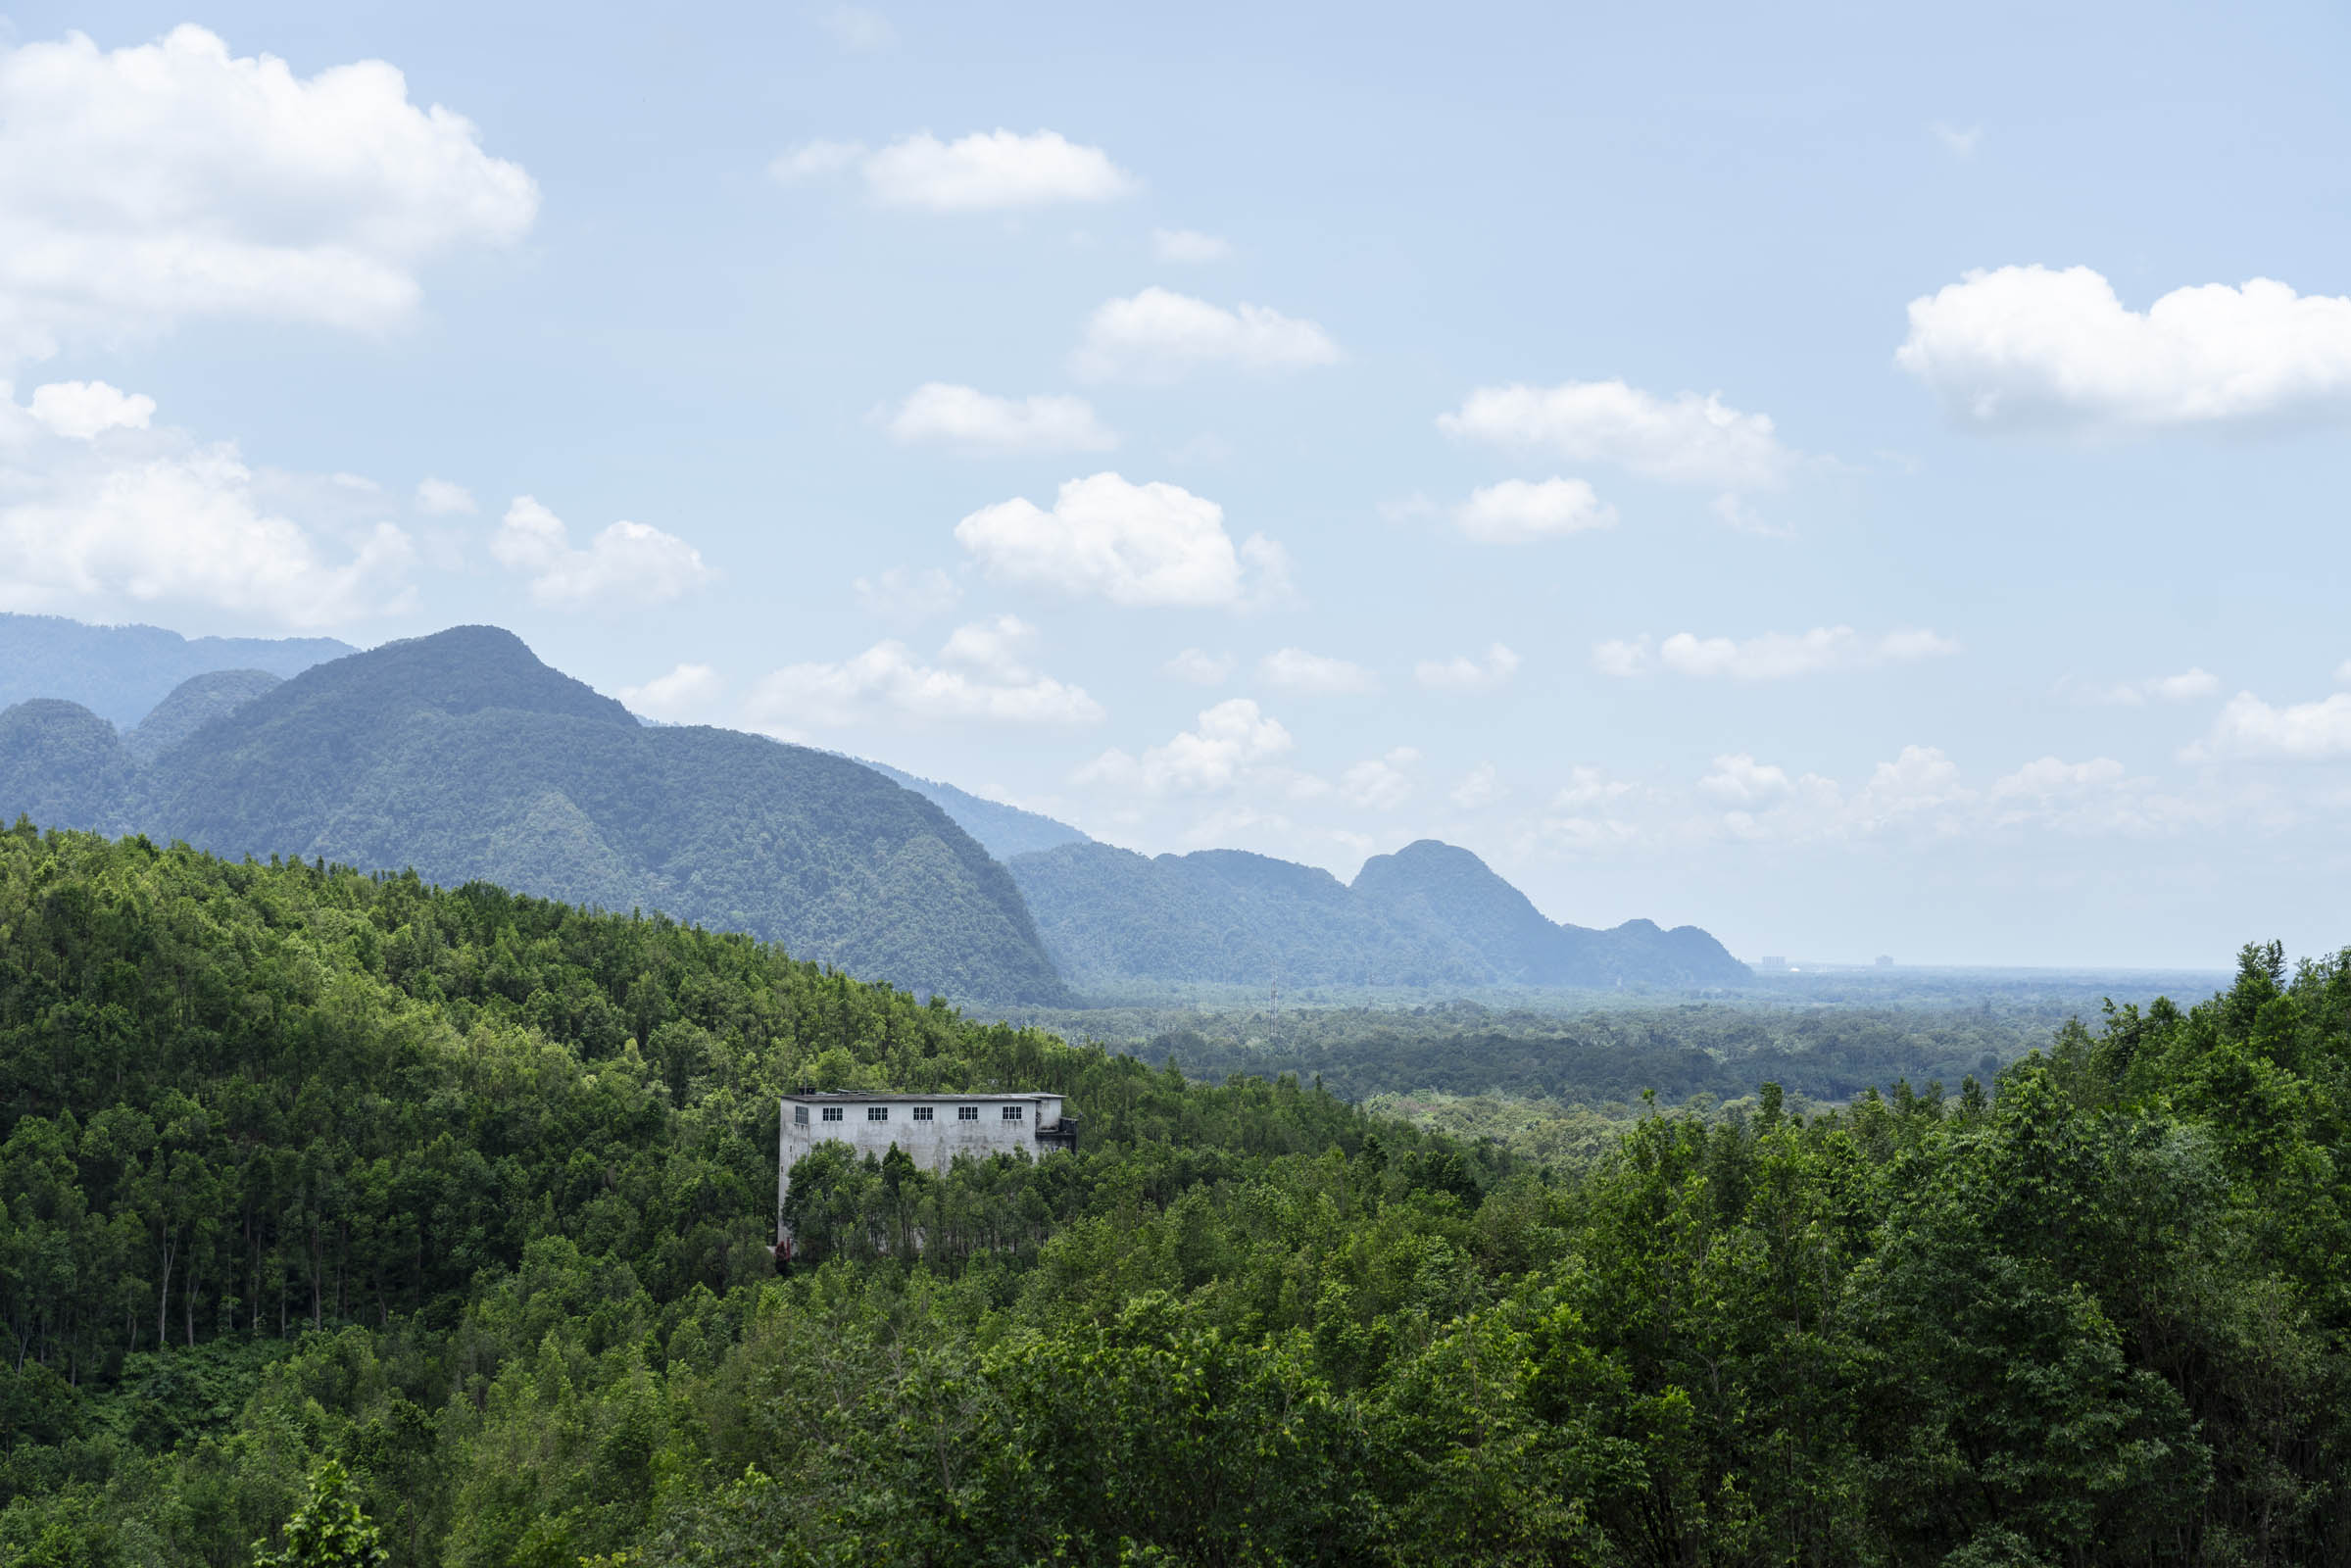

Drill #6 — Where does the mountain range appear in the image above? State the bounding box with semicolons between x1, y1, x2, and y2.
0;612;354;726
1;627;1066;1003
1006;839;1747;991
0;616;1748;1001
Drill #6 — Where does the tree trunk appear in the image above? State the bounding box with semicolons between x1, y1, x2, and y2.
156;1236;174;1348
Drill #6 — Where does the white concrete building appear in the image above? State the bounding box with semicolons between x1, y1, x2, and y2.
776;1091;1078;1250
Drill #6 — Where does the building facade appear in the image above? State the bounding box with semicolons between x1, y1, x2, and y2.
776;1091;1078;1250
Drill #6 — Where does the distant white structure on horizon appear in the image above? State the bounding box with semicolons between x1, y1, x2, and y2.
1756;956;1789;972
776;1091;1078;1253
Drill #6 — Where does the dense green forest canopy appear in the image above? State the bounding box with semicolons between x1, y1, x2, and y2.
1027;988;2076;1105
1017;979;2208;1174
0;826;2346;1565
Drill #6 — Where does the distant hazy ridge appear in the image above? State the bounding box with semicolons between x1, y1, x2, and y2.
0;612;354;726
857;758;1092;860
1007;838;1748;991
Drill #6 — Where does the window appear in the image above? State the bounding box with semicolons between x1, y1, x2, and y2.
793;1105;808;1125
957;1105;979;1121
867;1105;889;1122
1002;1104;1025;1122
912;1105;934;1122
820;1106;843;1123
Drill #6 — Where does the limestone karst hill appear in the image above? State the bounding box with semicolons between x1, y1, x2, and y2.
0;626;1068;1004
1006;836;1749;992
0;613;1746;1001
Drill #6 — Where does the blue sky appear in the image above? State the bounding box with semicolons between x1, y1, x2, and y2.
1;2;2347;967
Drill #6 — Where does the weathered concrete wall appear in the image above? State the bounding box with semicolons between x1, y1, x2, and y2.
776;1094;1070;1247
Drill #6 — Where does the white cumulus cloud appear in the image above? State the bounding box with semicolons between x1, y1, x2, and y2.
492;496;711;610
1071;287;1341;382
1597;627;1959;681
746;614;1102;732
1849;746;1974;830
1699;754;1795;804
774;128;1135;211
771;139;864;179
1451;477;1616;543
1697;746;2204;846
0;24;536;363
26;380;154;440
936;612;1037;678
955;471;1290;608
618;662;723;722
1260;647;1380;696
1896;266;2351;433
1440;379;1796;492
884;382;1117;455
2186;691;2351;761
0;386;413;627
1415;643;1522;692
1076;698;1293;795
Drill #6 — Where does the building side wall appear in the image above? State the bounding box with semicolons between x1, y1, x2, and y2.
777;1097;1068;1246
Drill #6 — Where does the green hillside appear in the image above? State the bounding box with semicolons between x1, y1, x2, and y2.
0;612;351;727
1009;837;1750;993
122;669;286;764
1;830;2347;1564
0;700;135;837
1;627;1066;1004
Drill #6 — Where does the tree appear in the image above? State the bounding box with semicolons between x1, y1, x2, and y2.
254;1461;390;1568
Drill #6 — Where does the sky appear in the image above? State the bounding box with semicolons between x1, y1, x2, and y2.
0;2;2347;968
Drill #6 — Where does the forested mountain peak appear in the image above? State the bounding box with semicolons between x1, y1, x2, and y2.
1175;847;1354;902
239;623;637;733
124;669;283;763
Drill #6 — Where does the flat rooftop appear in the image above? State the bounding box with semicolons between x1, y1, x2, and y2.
780;1091;1061;1102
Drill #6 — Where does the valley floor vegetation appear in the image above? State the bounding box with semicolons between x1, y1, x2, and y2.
0;823;2346;1564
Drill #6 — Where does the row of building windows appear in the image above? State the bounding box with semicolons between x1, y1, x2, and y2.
793;1103;1028;1125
